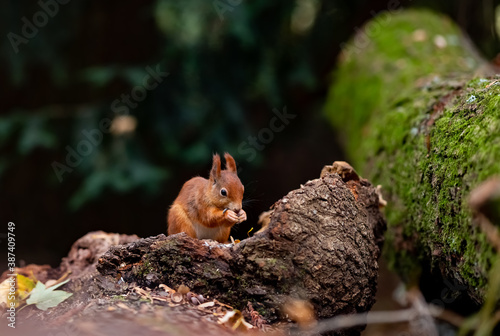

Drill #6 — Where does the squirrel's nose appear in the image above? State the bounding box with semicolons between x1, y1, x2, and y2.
234;208;241;213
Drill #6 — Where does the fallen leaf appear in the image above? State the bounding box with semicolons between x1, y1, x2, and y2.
219;310;253;331
282;298;316;327
25;279;73;311
0;278;11;306
17;274;37;304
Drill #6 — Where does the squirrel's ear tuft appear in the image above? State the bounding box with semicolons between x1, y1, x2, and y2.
224;153;237;173
210;153;221;182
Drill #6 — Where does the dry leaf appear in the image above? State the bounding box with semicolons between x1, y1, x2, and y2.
17;274;36;302
282;299;316;327
0;278;11;307
219;310;253;331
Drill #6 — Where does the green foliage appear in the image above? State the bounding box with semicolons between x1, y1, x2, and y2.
1;1;497;214
18;116;58;155
0;0;324;209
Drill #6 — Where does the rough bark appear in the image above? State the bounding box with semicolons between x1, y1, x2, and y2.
1;232;243;336
2;169;385;336
97;170;386;334
324;8;500;306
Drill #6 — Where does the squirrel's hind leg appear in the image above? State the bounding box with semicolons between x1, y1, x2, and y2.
167;203;197;239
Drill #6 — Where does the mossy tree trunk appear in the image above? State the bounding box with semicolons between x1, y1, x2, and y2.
325;8;499;306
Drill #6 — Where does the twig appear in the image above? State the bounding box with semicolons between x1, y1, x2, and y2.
407;288;439;336
432;306;465;327
47;271;72;288
290;308;416;335
290;289;458;335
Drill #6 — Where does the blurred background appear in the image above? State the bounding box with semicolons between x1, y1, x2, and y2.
0;0;499;269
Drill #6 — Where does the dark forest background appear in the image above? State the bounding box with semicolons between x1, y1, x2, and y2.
0;0;499;269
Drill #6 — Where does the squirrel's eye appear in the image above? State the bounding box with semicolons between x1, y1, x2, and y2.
220;188;227;197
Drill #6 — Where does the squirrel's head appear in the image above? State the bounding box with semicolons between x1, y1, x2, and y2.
208;153;244;212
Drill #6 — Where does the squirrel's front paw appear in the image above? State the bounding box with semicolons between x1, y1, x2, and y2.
237;209;247;223
224;209;240;223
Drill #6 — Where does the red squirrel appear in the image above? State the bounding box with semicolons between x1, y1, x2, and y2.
167;153;247;243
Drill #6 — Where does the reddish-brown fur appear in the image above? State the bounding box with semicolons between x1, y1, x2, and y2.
167;153;246;243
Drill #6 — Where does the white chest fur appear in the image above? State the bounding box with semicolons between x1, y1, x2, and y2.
193;221;224;240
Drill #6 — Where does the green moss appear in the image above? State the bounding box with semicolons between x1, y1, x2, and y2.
134;259;155;277
378;79;500;291
266;258;278;266
255;306;269;317
202;264;223;279
325;9;481;166
324;8;499;300
111;295;126;301
386;80;500;292
235;275;249;290
159;253;191;265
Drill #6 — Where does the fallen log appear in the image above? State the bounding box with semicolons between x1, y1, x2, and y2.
324;8;500;306
97;166;386;334
2;165;385;336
